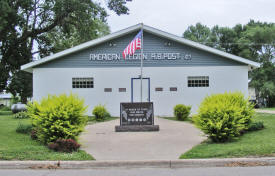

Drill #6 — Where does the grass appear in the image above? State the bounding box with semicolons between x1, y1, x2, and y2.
160;116;193;123
260;107;275;111
180;113;275;159
88;116;118;124
0;111;13;116
0;112;94;160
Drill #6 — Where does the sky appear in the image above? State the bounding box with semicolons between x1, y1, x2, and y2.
106;0;275;36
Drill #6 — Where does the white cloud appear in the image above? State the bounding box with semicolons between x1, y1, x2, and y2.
107;0;275;36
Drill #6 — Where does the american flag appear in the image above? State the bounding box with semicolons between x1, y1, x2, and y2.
122;30;142;59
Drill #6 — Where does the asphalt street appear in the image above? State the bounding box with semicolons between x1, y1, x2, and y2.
1;166;275;176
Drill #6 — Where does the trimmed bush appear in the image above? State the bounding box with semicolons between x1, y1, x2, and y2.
247;121;264;131
174;104;191;121
28;93;88;144
16;122;32;134
193;92;254;142
14;111;30;119
48;139;80;153
92;105;110;121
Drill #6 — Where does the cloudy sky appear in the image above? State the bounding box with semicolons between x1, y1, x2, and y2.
106;0;275;36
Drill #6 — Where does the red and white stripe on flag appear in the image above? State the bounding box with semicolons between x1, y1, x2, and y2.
122;30;142;59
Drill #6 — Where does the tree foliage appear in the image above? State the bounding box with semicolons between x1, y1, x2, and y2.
42;19;110;55
0;0;129;102
183;20;275;107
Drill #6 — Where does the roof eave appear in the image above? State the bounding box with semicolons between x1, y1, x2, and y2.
143;25;261;68
21;23;261;72
21;23;142;73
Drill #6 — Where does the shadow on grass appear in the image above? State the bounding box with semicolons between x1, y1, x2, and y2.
159;116;193;123
88;116;119;124
0;111;13;116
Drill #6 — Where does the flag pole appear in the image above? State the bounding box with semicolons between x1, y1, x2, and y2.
140;23;144;102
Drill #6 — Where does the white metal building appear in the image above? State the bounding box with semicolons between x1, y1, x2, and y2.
21;24;260;116
0;92;12;107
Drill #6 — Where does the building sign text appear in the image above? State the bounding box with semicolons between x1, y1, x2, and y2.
89;53;192;61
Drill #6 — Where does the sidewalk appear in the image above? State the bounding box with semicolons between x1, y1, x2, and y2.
1;157;275;169
255;109;275;114
79;117;206;161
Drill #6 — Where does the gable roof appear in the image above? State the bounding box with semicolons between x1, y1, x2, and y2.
21;23;260;72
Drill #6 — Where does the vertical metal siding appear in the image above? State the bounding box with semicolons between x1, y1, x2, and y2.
37;31;245;68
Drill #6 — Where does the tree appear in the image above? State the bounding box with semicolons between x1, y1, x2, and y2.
244;25;275;106
0;0;130;103
183;20;275;107
40;19;110;56
7;71;32;103
183;23;211;46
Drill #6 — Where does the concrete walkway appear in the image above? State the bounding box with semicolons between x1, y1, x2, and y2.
79;117;206;161
255;109;275;114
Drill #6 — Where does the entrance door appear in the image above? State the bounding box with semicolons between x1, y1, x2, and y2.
131;78;150;102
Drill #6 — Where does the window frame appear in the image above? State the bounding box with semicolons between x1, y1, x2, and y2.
72;77;94;89
187;76;209;87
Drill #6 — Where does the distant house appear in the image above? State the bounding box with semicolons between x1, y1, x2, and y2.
0;93;12;107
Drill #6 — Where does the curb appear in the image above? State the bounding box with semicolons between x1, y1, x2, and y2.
1;157;275;169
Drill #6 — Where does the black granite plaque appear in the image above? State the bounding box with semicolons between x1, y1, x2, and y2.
120;102;154;126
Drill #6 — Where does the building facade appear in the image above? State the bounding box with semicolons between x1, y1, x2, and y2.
22;24;260;116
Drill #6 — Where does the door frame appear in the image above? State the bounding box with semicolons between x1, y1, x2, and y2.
131;77;150;102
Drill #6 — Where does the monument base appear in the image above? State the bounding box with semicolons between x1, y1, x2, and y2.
115;125;159;132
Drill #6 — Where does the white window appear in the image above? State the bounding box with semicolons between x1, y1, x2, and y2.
72;77;94;88
188;76;209;87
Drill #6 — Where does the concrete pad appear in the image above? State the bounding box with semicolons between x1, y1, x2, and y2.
79;117;206;161
255;109;275;114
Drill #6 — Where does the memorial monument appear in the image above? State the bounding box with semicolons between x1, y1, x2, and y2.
115;24;159;132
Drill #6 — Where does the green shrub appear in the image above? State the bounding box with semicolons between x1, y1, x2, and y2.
193;92;254;142
247;121;264;131
174;104;191;121
27;93;88;144
92;105;110;121
14;111;30;119
16;122;32;134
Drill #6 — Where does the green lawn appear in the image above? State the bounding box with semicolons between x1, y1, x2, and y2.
88;116;118;124
160;116;193;123
0;111;13;116
180;113;275;159
260;107;275;111
0;112;94;160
